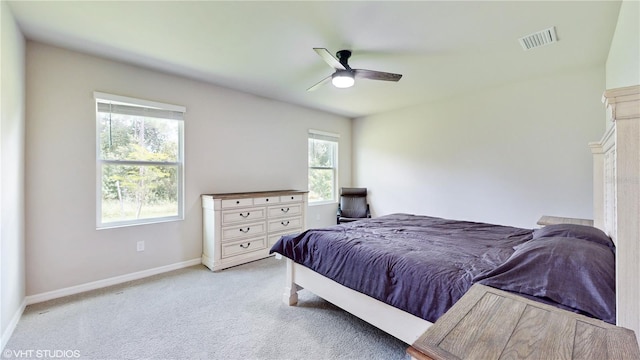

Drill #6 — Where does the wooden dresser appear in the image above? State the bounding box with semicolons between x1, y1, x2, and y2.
201;190;307;271
408;284;640;360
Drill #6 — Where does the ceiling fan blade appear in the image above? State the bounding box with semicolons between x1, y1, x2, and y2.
307;75;332;91
354;69;402;82
314;48;346;70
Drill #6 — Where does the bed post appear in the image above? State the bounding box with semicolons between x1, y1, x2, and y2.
598;85;640;343
283;258;300;306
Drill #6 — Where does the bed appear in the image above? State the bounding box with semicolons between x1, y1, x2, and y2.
271;214;533;325
271;84;639;345
270;214;616;344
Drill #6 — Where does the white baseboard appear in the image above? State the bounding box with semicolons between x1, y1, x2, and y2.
1;298;26;352
25;258;202;305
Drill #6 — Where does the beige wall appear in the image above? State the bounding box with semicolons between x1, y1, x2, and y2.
1;1;26;349
606;0;640;90
353;66;605;229
25;42;351;296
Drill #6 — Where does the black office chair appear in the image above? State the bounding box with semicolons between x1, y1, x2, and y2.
337;187;371;224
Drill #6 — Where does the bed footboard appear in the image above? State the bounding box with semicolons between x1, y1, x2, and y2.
282;258;432;344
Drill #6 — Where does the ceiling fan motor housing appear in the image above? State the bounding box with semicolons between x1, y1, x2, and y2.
336;50;352;69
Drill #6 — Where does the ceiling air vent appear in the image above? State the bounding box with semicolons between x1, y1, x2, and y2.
518;26;558;51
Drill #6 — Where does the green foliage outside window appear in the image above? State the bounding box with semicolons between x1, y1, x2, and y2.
99;112;180;224
308;137;337;202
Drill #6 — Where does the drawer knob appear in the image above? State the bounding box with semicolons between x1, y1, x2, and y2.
281;208;290;213
239;227;250;233
239;212;250;218
281;220;290;226
266;198;269;202
239;243;251;249
236;200;240;204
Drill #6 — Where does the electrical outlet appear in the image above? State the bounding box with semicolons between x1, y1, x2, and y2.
136;241;145;252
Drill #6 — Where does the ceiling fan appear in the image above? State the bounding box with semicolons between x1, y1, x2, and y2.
307;48;403;91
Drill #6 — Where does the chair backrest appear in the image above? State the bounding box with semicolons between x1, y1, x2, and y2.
340;187;368;218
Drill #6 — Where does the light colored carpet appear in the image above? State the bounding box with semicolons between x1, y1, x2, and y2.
6;257;410;360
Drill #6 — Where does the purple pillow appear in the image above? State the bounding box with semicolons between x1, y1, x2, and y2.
474;237;615;324
532;224;614;250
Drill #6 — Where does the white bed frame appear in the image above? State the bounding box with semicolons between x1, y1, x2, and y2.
282;257;432;344
281;84;640;345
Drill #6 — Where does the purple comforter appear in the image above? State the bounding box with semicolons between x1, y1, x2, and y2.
270;213;533;323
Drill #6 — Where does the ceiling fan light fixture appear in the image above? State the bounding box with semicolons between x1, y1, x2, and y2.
332;71;355;88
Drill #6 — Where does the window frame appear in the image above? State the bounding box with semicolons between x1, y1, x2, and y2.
94;92;185;229
308;129;339;205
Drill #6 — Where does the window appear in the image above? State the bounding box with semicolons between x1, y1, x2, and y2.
95;92;185;228
308;130;339;204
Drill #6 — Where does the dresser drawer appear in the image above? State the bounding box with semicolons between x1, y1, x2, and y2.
254;196;280;205
221;207;266;225
268;230;301;247
280;194;303;203
268;217;302;233
221;198;253;208
221;222;266;241
268;204;302;218
221;237;266;258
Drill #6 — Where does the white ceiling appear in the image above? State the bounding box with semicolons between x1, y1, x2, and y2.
8;1;622;118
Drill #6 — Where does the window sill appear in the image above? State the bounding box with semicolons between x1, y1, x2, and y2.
97;216;183;230
308;201;338;207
